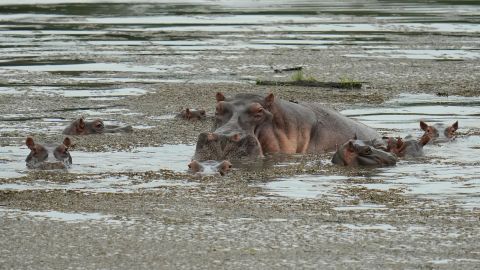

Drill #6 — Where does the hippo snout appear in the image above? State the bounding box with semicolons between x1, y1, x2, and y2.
194;132;262;161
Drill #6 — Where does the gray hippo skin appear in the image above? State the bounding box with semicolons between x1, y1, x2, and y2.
25;137;72;170
420;120;458;143
331;139;397;167
194;92;380;160
176;108;206;121
63;117;133;135
384;134;430;158
188;160;233;177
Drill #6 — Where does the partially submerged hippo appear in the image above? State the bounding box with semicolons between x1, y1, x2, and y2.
63;117;133;135
420;120;458;143
384;134;430;158
176;108;206;121
25;137;72;170
194;92;380;160
331;139;397;167
188;160;233;177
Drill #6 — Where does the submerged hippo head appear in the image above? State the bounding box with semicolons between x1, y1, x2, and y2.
63;117;133;135
176;108;206;121
331;139;397;167
25;137;72;169
420;120;458;142
384;134;430;158
188;160;232;177
193;132;261;161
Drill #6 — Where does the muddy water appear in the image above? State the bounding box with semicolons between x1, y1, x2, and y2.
0;144;196;192
0;0;479;89
263;94;480;209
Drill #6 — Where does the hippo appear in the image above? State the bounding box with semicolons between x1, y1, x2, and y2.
176;108;206;121
194;92;380;160
193;132;261;161
63;117;133;135
384;134;430;158
188;160;233;177
420;120;458;143
331;139;397;167
25;136;72;170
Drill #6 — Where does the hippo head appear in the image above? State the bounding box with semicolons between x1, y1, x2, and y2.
25;137;72;169
331;139;397;167
193;131;261;161
188;160;233;177
177;108;206;121
63;116;133;135
420;120;458;141
194;92;276;160
385;135;430;158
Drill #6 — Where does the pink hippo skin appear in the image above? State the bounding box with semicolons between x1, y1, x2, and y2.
63;117;133;135
25;137;72;169
420;120;458;143
188;160;233;177
176;108;206;121
194;92;380;160
331;139;397;167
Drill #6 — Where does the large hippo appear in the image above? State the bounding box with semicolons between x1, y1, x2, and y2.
25;136;72;169
331;139;397;167
420;120;458;143
63;117;133;135
194;92;380;160
188;160;233;177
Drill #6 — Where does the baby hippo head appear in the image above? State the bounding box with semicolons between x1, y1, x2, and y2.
420;120;458;141
177;108;206;121
188;160;233;177
63;116;133;135
63;117;105;135
332;139;397;167
25;137;73;169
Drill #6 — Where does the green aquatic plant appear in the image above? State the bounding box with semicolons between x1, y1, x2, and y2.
291;70;317;82
339;75;362;89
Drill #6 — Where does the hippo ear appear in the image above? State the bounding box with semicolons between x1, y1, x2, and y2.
216;92;225;102
420;121;428;131
26;137;35;151
353;133;358;140
78;117;86;129
419;134;430;146
264;93;275;107
63;137;72;149
185;108;192;119
451;121;459;131
396;137;404;148
347;141;355;152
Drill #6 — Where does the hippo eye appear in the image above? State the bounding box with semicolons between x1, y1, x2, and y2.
188;164;192;168
362;147;372;155
228;164;232;168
